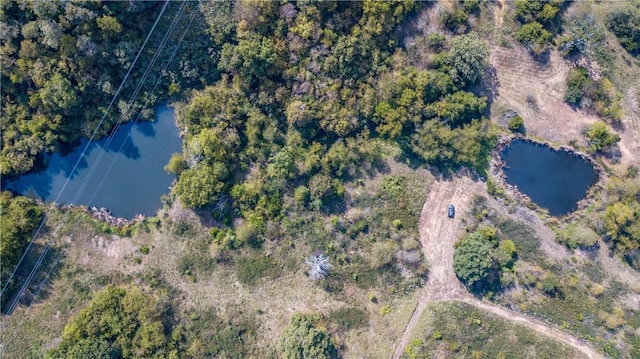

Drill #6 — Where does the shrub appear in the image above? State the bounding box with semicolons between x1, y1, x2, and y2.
584;121;620;152
279;314;337;359
507;115;524;132
605;4;640;55
379;304;392;315
392;219;403;229
140;246;150;255
426;33;446;52
564;67;589;106
515;21;553;55
440;9;468;33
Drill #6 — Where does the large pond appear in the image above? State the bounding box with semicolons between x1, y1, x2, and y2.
6;105;182;219
501;139;598;216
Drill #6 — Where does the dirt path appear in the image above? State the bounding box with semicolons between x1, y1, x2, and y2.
391;177;473;359
391;177;605;359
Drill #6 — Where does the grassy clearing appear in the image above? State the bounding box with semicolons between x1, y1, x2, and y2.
469;193;639;357
2;159;434;358
402;301;581;359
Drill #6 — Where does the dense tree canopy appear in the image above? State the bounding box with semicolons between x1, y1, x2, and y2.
171;2;496;225
0;1;216;176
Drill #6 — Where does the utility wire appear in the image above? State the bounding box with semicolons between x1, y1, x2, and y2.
0;0;171;298
0;2;197;355
78;0;188;206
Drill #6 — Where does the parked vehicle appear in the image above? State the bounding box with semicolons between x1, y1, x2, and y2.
448;204;455;218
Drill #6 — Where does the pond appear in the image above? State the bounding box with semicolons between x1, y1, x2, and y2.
501;139;598;216
6;105;182;219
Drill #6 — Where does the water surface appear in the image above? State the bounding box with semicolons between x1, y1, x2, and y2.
7;105;182;218
501;139;597;216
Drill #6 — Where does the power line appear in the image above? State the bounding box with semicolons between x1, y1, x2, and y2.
0;0;171;299
1;2;198;354
78;0;189;206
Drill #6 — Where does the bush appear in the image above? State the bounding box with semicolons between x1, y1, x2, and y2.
279;314;337;359
605;4;640;55
453;235;495;287
440;9;468;33
584;121;620;152
559;223;600;249
564;67;589;106
426;33;446;52
515;21;553;55
507;115;524;132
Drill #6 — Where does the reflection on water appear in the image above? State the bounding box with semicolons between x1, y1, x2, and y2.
501;139;598;216
7;105;182;219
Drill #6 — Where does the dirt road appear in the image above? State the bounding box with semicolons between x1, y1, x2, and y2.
391;177;604;359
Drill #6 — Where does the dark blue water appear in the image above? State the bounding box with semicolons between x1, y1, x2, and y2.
6;105;182;218
501;139;598;216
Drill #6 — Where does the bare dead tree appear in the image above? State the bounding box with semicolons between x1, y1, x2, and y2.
305;253;332;280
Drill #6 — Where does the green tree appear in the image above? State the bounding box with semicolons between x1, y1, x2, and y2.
164;153;187;175
47;286;180;359
515;21;553;55
96;15;123;35
278;314;337;359
440;9;468;33
174;165;227;208
604;202;640;253
453;235;495;286
508;115;525;132
218;34;279;83
64;339;118;359
584;121;620;152
605;4;640;55
447;33;489;88
424;91;487;126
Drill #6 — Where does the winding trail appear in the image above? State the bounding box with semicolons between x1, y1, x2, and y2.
391;177;604;359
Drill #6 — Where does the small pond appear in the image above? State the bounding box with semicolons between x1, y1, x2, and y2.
6;105;182;219
501;139;598;216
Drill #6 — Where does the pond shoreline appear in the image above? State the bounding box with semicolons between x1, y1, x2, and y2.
6;105;181;219
39;200;145;227
489;134;604;218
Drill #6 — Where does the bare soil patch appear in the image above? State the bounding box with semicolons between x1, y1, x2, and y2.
490;45;601;146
